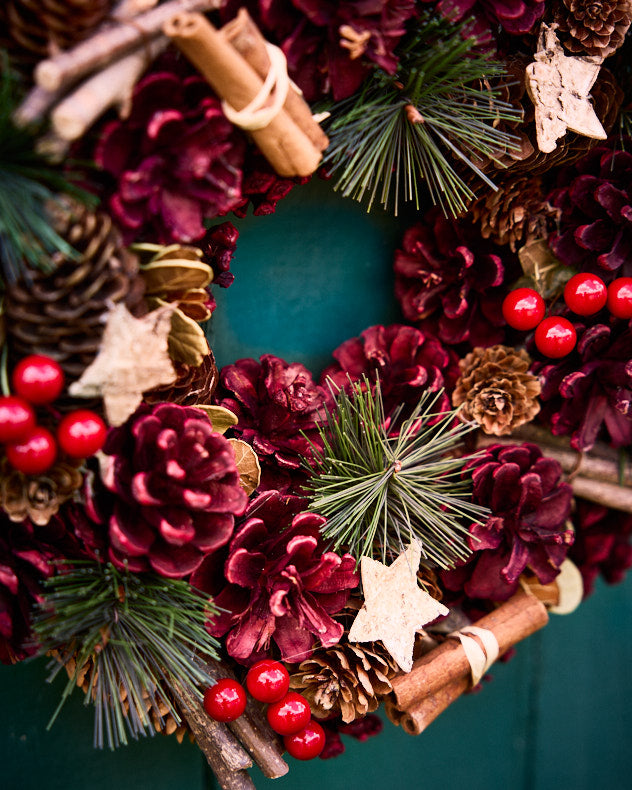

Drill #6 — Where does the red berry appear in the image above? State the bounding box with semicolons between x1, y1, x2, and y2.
57;410;107;458
284;720;326;761
12;355;65;405
534;316;577;358
606;277;632;319
203;679;247;722
267;692;312;736
246;659;290;704
501;288;545;331
563;273;607;316
6;426;57;475
0;396;36;443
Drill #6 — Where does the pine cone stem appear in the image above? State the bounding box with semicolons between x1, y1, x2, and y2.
34;0;222;93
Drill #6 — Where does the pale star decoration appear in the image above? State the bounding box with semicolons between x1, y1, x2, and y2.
348;542;449;673
68;302;177;426
525;24;606;154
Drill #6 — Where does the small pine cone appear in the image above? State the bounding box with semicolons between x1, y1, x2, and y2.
0;457;83;526
290;642;398;723
452;346;541;436
554;0;632;58
5;201;146;386
2;0;114;72
470;175;557;251
144;350;219;406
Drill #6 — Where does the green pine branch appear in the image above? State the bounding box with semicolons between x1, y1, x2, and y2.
303;378;488;568
33;561;221;750
0;51;94;284
323;14;523;217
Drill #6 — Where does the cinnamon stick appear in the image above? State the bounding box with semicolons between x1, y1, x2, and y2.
34;0;221;93
220;8;328;153
387;590;548;728
386;676;471;735
164;12;322;177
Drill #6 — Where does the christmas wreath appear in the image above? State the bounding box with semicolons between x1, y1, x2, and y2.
1;1;632;788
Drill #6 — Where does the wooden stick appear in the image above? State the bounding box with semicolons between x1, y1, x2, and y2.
386;590;548;733
571;475;632;514
50;38;167;140
34;0;221;93
220;8;328;153
164;12;322;177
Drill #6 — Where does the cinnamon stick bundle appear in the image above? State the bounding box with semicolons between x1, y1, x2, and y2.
164;12;323;177
386;590;549;735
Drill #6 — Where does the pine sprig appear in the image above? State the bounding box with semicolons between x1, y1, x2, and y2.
33;561;221;750
323;14;523;217
0;52;93;284
303;378;488;567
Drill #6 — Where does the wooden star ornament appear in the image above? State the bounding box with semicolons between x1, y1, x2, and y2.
348;542;449;673
525;24;606;154
68;302;177;426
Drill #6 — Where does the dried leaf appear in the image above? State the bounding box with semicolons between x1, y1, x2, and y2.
147;296;208;367
140;259;213;292
525;24;606;153
194;405;239;434
68;303;177;426
348;542;449;673
228;438;261;495
549;558;584;615
517;238;576;299
132;242;204;263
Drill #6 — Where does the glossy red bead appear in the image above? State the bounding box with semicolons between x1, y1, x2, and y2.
534;316;577;358
266;692;312;736
6;426;57;475
283;720;326;761
203;679;247;722
12;355;65;405
246;659;290;704
0;396;36;443
57;410;107;458
606;277;632;319
501;288;546;331
563;272;607;316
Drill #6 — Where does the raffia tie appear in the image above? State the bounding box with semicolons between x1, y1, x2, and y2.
221;42;291;131
448;625;499;686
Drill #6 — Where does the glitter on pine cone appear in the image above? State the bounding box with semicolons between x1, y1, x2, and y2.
213;355;332;493
547;144;632;280
221;0;417;102
441;444;574;602
452;345;541;436
532;319;632;451
191;490;358;666
91;403;248;578
569;498;632;596
553;0;632;58
320;324;459;419
94;57;245;245
393;210;518;348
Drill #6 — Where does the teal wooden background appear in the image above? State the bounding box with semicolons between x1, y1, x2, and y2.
2;178;632;790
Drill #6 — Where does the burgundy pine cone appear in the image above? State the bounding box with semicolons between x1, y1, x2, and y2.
441;444;574;602
192;490;358;665
93;403;248;578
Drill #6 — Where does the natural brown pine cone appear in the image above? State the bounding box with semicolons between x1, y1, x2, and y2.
470;175;558;251
452;345;541;436
5;200;146;386
1;0;114;72
0;456;83;526
553;0;632;58
144;349;219;406
289;642;398;723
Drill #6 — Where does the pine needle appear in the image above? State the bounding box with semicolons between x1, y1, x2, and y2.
303;378;488;567
32;561;220;750
0;51;94;284
323;14;523;217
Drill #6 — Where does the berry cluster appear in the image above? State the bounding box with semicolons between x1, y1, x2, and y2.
0;355;107;475
203;660;325;761
502;276;632;358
